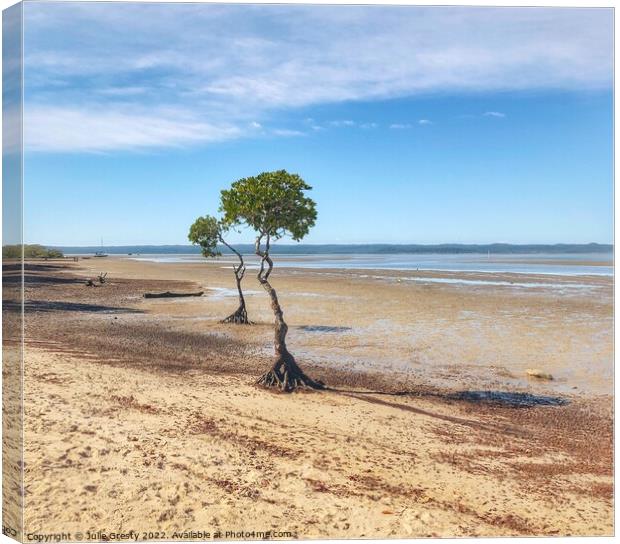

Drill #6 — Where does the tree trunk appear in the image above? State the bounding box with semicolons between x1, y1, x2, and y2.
255;236;324;392
220;239;251;325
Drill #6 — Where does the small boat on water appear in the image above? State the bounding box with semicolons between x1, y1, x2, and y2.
94;238;108;257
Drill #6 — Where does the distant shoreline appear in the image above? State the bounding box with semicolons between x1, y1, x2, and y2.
49;242;613;255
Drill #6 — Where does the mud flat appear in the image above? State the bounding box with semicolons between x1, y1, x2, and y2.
8;258;613;537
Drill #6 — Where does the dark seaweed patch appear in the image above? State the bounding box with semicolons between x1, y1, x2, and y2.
450;390;568;408
299;325;352;333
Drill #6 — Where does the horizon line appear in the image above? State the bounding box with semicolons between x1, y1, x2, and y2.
42;242;613;248
31;242;615;252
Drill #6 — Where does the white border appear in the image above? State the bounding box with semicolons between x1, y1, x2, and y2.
0;2;615;544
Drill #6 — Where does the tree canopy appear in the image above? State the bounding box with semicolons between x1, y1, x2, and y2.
220;170;317;242
2;244;63;259
187;215;222;258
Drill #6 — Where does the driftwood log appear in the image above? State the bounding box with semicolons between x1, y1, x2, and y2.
143;291;204;299
85;272;108;287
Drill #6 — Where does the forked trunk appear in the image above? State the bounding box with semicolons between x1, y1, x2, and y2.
220;240;251;325
255;236;324;392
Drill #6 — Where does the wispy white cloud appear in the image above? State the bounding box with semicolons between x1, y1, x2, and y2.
325;120;378;129
303;118;324;131
23;3;612;152
389;123;412;129
329;120;356;127
97;86;148;96
483;111;506;118
24;106;241;153
271;128;305;137
418;119;433;125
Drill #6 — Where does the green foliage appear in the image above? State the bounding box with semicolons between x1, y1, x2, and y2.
188;215;222;258
220;170;317;242
2;244;64;259
2;245;21;258
26;244;50;258
46;248;64;258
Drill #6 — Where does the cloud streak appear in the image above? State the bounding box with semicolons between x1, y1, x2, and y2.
25;106;241;153
329;120;356;127
484;111;506;118
23;3;612;152
271;128;305;137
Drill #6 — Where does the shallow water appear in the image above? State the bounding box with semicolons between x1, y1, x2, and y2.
128;252;613;276
390;275;605;293
206;287;261;299
115;253;612;396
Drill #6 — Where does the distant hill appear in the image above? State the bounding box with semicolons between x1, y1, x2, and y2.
53;243;613;255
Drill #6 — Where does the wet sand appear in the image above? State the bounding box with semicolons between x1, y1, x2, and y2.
5;258;613;537
78;256;613;396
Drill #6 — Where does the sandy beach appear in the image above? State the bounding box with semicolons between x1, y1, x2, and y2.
6;256;613;537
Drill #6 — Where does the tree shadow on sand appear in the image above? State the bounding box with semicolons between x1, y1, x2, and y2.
3;263;69;272
326;388;568;438
3;264;84;285
327;386;568;409
4;274;83;285
3;299;143;314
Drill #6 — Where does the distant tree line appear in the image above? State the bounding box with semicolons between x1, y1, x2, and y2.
2;244;64;259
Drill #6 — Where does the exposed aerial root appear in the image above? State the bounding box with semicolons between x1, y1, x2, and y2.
220;306;251;325
257;356;325;392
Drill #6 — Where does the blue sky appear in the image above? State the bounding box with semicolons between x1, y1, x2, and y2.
21;3;613;245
